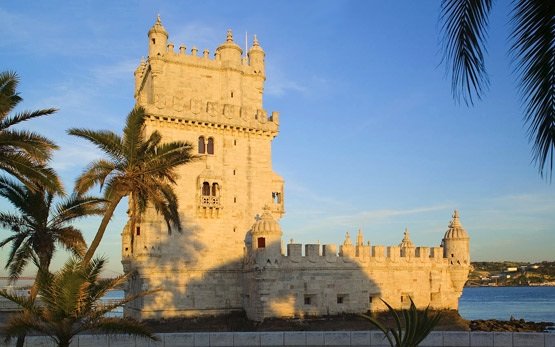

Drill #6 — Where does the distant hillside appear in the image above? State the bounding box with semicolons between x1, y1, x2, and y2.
467;261;555;286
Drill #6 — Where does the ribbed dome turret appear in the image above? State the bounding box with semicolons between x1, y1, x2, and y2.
399;228;415;248
216;29;243;64
443;210;469;239
148;15;168;37
251;206;281;235
249;35;264;53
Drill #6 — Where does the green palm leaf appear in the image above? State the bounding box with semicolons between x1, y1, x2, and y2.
0;71;61;192
440;0;493;105
69;105;195;262
511;0;555;178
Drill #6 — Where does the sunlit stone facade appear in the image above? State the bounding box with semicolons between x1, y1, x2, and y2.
122;17;470;321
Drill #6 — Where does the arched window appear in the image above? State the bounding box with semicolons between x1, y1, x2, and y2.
207;137;214;154
202;182;210;196
211;183;219;196
198;136;206;154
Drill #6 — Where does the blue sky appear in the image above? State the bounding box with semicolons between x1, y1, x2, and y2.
1;1;554;276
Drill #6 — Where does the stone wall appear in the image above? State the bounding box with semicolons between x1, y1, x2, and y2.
5;331;553;347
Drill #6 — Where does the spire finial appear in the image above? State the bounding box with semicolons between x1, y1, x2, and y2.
156;14;162;24
453;210;459;219
253;34;259;46
226;29;233;42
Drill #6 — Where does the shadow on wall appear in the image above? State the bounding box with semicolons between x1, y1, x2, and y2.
123;230;383;322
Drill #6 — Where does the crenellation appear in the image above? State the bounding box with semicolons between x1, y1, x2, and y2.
286;243;302;258
305;244;320;258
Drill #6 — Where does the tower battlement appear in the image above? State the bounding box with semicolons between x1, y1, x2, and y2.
283;243;445;264
135;17;271;133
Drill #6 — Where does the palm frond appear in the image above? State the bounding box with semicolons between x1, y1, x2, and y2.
511;0;555;178
0;71;22;119
0;108;57;129
51;194;105;227
122;107;147;165
0;129;58;162
440;0;493;105
0;153;63;194
54;226;87;256
68;128;124;163
74;159;118;194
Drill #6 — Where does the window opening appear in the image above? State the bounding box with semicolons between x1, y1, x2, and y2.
207;137;214;154
202;182;210;196
152;38;156;44
304;296;312;305
198;136;206;154
337;295;344;304
257;237;266;248
136;226;141;236
211;183;219;196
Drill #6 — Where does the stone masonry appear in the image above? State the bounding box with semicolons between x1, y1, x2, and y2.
122;17;470;322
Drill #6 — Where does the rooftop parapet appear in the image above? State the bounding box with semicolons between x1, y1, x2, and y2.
281;242;446;265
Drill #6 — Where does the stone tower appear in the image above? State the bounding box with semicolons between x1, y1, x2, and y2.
442;210;471;305
123;17;284;319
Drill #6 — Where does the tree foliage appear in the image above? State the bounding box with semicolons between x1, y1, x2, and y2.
0;257;157;347
440;0;555;178
0;177;103;281
68;106;195;262
0;71;62;192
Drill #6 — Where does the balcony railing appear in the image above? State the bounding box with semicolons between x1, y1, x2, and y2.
200;196;220;208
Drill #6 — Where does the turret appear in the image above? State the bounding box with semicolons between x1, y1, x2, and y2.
148;15;168;57
248;35;265;76
246;205;282;264
399;228;415;257
443;210;471;297
216;29;242;65
442;210;470;266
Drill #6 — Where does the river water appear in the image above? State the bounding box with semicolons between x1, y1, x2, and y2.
2;283;554;323
459;286;555;322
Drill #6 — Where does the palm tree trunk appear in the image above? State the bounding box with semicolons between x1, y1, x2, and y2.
16;254;52;347
83;195;123;263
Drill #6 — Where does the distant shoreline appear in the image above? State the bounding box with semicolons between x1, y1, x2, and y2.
465;283;555;288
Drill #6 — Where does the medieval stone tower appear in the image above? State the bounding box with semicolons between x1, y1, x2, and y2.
122;16;284;318
122;17;470;321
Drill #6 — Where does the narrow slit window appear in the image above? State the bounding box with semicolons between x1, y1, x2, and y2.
136;226;141;236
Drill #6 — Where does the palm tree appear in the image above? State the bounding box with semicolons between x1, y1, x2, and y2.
0;257;158;347
440;0;554;178
0;177;103;282
68;106;195;263
0;71;63;193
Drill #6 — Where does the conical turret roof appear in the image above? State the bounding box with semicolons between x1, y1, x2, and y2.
148;14;168;37
399;228;415;248
216;29;243;53
251;205;281;235
443;210;469;239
